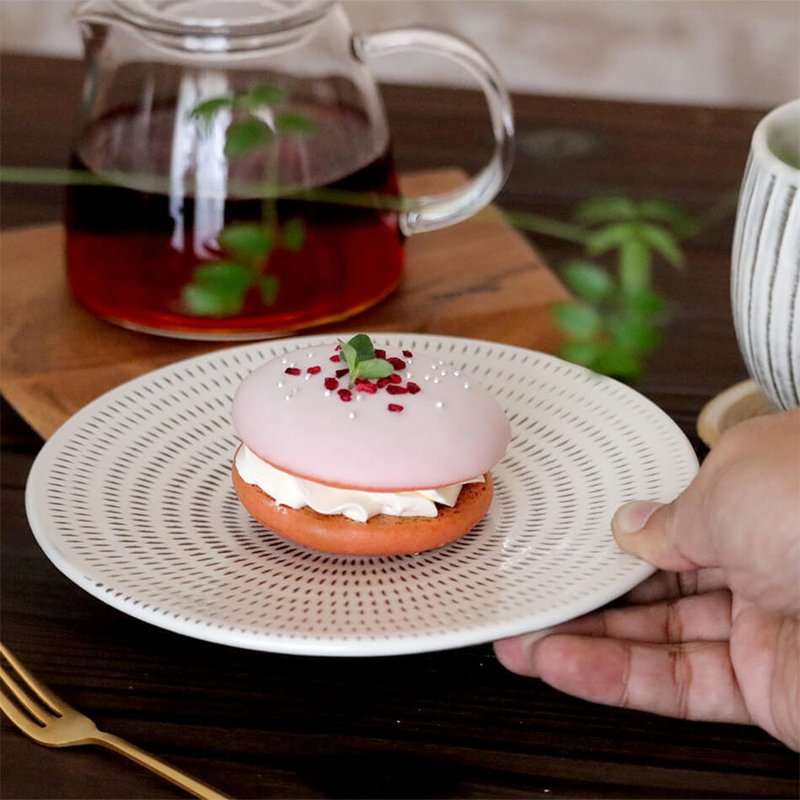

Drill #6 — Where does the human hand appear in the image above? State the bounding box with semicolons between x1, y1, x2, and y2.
494;409;800;750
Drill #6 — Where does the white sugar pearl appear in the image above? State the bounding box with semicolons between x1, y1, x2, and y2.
324;390;332;397
433;377;441;384
424;374;431;381
464;381;470;389
453;370;460;377
277;380;284;389
440;370;447;377
349;411;356;419
435;400;444;409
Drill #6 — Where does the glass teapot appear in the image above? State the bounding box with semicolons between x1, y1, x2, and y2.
67;0;514;339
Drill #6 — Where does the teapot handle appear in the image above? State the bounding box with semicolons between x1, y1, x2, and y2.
353;27;514;236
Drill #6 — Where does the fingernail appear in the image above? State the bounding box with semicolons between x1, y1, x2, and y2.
613;500;662;535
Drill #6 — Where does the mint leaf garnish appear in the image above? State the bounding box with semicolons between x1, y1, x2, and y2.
281;218;305;251
238;84;286;110
338;338;357;369
182;262;252;317
337;334;394;388
225;119;273;158
347;333;376;361
257;275;279;305
189;96;233;130
275;112;318;135
219;223;273;265
356;358;394;380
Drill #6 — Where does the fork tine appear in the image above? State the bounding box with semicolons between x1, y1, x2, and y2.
0;643;64;715
0;666;53;725
0;683;45;737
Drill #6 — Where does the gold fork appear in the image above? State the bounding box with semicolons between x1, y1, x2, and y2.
0;642;230;800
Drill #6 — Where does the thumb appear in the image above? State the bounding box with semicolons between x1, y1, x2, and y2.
612;499;708;572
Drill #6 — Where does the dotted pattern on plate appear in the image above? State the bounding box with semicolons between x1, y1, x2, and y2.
27;334;698;656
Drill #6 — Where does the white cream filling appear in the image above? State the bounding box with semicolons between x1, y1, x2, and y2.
236;445;483;523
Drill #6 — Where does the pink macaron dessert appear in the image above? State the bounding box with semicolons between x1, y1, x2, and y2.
231;334;511;556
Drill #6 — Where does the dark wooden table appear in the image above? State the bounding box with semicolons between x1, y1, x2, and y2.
2;53;797;799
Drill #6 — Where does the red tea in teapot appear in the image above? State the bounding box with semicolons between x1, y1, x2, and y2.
65;102;404;338
68;1;512;338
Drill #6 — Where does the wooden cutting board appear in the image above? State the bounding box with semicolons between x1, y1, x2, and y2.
1;169;568;440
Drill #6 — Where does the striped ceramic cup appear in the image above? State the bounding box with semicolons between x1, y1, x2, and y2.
731;99;800;411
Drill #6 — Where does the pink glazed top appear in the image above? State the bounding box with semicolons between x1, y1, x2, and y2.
232;341;512;491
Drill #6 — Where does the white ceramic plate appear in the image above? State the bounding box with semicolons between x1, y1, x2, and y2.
26;334;698;657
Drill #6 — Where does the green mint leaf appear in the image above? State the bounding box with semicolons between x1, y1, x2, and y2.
219;223;273;264
591;344;643;380
586;222;639;255
552;301;601;339
575;196;637;225
238;84;286;110
193;261;253;292
355;358;394;380
275;112;318;135
559;340;604;367
182;284;246;317
627;287;665;316
337;334;393;387
257;275;279;305
619;238;652;297
182;261;252;317
338;338;358;373
225;119;273;158
281;218;305;251
636;198;698;237
190;96;233;130
561;260;615;303
636;198;697;234
346;334;376;362
637;223;686;268
608;316;662;355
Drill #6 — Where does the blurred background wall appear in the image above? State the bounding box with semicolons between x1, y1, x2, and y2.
1;0;798;108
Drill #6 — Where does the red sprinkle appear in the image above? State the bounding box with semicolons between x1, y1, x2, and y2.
355;379;378;394
335;367;350;379
377;377;391;388
388;357;406;370
374;348;386;359
387;403;404;412
388;373;403;384
386;385;408;395
284;367;301;375
330;354;341;362
402;350;413;358
407;382;421;394
324;377;339;390
306;365;321;375
338;388;353;402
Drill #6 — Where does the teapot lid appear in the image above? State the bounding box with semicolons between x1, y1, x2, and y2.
111;0;334;38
